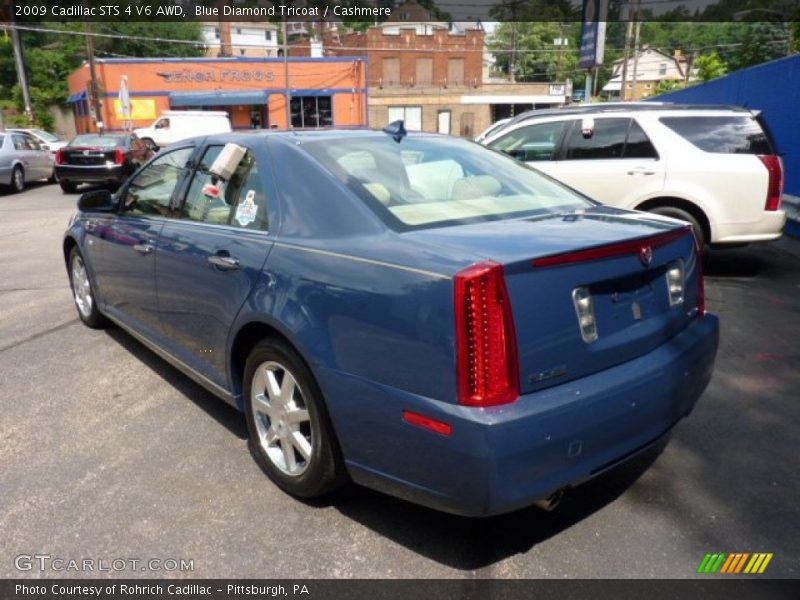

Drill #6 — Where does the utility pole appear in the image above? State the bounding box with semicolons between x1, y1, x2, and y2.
84;22;103;133
8;14;33;123
620;3;634;101
631;18;641;100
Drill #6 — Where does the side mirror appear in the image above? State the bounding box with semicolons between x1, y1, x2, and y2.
77;189;116;213
581;117;595;139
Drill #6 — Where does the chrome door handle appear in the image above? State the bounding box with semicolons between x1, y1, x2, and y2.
208;255;240;270
133;243;153;255
627;168;655;175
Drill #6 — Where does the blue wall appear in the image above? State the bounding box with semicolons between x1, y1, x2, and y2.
653;55;800;197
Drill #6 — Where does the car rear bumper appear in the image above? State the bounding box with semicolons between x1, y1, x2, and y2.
319;314;719;516
713;210;786;244
55;164;128;184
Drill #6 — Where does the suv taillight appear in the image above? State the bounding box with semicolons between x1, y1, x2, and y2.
758;155;783;211
114;148;125;165
454;261;519;406
55;149;63;165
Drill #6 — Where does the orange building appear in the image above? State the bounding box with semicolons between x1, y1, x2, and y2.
67;56;368;133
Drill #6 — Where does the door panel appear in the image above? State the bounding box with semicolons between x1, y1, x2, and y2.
155;145;273;388
86;147;195;339
553;118;665;208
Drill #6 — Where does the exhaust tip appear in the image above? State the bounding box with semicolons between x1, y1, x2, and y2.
533;489;565;512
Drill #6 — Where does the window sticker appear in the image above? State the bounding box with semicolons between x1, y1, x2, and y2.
235;190;258;226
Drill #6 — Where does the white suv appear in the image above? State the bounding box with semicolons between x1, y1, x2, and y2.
482;104;786;247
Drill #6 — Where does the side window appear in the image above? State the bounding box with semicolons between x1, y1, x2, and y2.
564;118;629;160
488;121;567;161
12;134;31;151
181;146;268;231
623;120;658;159
122;147;194;216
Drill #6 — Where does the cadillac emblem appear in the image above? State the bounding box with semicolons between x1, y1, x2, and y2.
639;245;653;267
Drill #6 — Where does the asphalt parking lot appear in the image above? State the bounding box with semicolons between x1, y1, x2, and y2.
1;182;798;579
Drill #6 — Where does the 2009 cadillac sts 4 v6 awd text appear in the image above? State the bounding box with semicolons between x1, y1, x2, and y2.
64;129;718;516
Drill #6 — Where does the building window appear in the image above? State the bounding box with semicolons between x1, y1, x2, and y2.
382;57;400;86
291;96;333;128
437;110;451;135
645;83;652;90
236;28;242;35
659;63;667;76
388;106;422;131
265;30;272;41
447;58;465;86
240;49;246;56
214;27;219;39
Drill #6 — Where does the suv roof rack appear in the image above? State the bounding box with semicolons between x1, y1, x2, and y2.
504;102;749;128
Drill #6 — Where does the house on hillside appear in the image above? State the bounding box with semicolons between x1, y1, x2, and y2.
603;47;694;100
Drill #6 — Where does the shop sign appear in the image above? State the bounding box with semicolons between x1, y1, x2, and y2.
157;69;276;84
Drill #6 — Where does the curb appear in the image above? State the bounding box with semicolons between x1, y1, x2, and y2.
783;194;800;239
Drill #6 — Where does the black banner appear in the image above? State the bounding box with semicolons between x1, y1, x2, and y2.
2;0;799;23
1;579;799;600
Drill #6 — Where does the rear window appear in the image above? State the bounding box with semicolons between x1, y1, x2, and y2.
70;135;124;148
659;116;773;154
303;135;593;230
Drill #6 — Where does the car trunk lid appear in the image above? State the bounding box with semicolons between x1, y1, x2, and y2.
408;207;702;396
61;146;117;167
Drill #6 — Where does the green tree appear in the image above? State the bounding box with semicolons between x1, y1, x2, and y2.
490;22;583;85
694;52;727;81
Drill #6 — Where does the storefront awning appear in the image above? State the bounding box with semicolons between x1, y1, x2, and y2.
67;91;87;103
169;90;269;107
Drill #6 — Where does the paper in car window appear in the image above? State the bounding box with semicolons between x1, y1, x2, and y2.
235;190;258;226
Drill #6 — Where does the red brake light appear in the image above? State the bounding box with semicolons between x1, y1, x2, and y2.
454;261;519;406
758;155;783;211
693;232;705;318
532;226;691;268
55;149;63;165
114;148;125;165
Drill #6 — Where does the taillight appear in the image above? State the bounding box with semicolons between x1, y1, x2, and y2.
454;261;519;406
55;149;63;165
693;233;705;318
114;148;125;165
758;155;783;211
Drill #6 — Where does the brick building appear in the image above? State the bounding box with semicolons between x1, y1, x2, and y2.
293;24;567;137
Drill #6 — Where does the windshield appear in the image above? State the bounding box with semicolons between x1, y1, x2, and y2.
303;135;593;230
70;135;123;148
32;129;60;142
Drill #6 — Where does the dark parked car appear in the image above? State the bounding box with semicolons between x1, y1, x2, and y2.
55;133;142;193
63;129;719;516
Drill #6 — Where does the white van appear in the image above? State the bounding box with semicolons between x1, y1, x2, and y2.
134;111;232;150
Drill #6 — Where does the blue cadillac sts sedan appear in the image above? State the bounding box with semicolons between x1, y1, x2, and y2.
63;129;719;516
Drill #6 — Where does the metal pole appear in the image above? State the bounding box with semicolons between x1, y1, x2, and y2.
282;18;291;129
620;12;633;101
8;18;33;123
631;19;641;99
84;22;103;133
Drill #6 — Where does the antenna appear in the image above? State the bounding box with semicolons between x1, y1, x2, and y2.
382;120;407;143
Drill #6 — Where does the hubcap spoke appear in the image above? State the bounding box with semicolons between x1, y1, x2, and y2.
285;407;309;425
252;392;272;418
281;438;297;472
291;431;312;461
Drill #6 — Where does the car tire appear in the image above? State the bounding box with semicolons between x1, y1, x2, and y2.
48;169;59;184
60;181;78;194
648;206;706;249
244;339;346;499
68;246;108;329
10;166;25;193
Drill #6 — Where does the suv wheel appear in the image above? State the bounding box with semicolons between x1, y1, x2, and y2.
60;181;77;194
648;206;706;249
